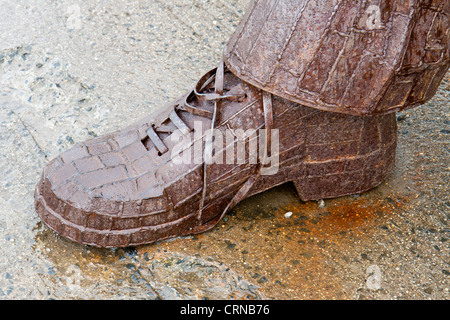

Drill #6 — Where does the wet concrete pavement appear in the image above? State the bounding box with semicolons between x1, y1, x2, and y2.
0;0;449;300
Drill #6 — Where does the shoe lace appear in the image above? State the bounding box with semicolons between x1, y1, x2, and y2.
145;60;273;227
145;61;243;155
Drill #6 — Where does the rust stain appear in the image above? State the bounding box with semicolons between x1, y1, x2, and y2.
137;191;414;299
289;196;408;237
35;187;415;299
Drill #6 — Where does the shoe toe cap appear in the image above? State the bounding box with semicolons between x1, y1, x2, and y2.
34;137;170;246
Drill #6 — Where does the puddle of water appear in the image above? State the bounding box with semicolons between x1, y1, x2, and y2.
134;181;415;299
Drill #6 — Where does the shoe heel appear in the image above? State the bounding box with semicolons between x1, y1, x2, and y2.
292;174;346;202
291;177;310;202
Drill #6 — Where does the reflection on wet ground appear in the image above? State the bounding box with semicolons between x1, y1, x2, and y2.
33;177;420;299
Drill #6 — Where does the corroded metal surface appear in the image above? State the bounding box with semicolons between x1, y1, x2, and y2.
34;65;397;247
224;0;450;116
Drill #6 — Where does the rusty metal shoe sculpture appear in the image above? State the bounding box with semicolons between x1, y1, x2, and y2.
35;62;397;247
35;0;449;247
